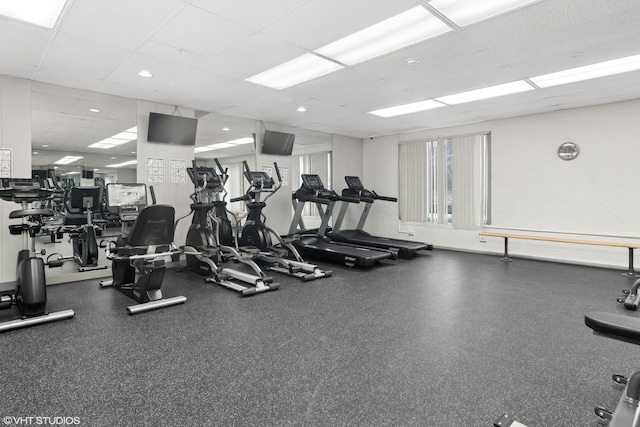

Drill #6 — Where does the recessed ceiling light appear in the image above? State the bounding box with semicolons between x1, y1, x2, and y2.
89;108;101;113
33;151;38;155
427;0;539;27
316;6;451;66
369;99;445;118
405;58;420;66
54;155;83;165
529;54;640;88
0;0;67;28
435;80;534;105
297;106;307;112
42;145;48;148
88;126;137;149
106;160;137;168
222;127;230;131
138;70;153;78
246;53;344;90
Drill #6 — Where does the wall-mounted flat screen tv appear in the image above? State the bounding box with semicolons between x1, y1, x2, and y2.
261;130;295;156
147;112;198;146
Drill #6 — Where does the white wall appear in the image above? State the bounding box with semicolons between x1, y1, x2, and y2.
363;98;640;269
331;134;363;230
0;76;32;283
136;101;196;245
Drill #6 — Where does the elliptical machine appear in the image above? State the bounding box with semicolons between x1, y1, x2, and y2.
0;178;75;332
178;161;279;296
232;160;332;281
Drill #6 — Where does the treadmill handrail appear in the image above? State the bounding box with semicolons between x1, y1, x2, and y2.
372;193;398;202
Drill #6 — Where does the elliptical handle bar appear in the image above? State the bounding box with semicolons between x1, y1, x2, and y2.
230;194;251;203
149;186;157;205
273;162;282;183
214;158;225;175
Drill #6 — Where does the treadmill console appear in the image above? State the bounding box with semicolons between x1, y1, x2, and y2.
344;176;364;192
301;174;325;190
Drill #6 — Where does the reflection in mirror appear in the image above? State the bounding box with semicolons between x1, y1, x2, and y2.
193;112;258;212
30;83;137;283
193;112;257;161
31;82;137;185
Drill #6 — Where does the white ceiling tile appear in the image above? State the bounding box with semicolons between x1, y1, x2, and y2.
259;0;425;50
39;33;132;79
198;32;306;80
190;0;309;30
59;0;186;50
0;17;54;67
104;52;194;90
136;40;208;68
150;5;255;57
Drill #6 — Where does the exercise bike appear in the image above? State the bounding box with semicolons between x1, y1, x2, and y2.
177;162;279;296
231;160;332;281
99;183;186;314
0;178;74;332
47;186;108;272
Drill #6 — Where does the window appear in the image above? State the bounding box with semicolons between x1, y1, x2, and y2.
399;133;490;228
220;161;246;213
299;151;332;218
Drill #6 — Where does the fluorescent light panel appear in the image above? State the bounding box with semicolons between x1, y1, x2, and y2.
427;0;539;26
435;80;534;105
106;160;137;168
88;126;137;149
369;100;445;118
0;0;67;28
246;53;344;90
315;6;451;66
530;54;640;88
194;137;254;153
54;156;83;165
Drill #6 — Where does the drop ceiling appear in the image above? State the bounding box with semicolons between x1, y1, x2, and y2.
4;0;640;171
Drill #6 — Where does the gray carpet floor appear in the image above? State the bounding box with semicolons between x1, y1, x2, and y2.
1;249;637;426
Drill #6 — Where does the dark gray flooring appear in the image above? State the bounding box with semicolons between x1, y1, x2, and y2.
1;250;638;426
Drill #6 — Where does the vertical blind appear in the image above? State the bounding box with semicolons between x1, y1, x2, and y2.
399;133;490;228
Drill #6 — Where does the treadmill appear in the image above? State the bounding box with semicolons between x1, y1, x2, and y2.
326;176;433;257
289;174;394;267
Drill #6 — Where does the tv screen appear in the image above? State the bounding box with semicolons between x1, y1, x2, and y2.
148;112;198;146
82;170;94;179
261;130;295;156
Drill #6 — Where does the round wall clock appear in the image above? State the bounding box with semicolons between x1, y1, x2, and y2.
557;142;579;160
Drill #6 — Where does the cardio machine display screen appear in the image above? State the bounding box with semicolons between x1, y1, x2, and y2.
249;172;273;189
187;167;222;190
301;174;324;190
105;183;147;212
345;176;363;191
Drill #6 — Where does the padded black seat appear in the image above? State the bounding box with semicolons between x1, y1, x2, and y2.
103;203;186;313
116;204;174;255
584;311;640;345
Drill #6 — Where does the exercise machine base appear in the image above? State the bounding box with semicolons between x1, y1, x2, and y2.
0;309;75;333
